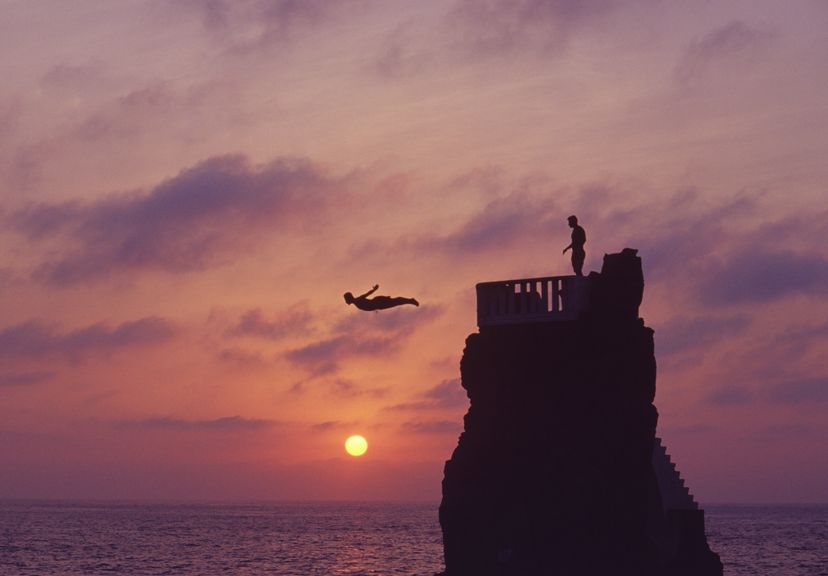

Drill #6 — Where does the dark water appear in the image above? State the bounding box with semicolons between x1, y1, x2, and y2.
705;504;827;576
0;501;825;575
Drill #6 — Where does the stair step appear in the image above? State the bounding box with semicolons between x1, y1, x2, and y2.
652;436;698;512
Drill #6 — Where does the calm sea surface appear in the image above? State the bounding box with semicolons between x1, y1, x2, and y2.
0;501;825;575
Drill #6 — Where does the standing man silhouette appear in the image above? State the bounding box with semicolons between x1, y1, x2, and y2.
562;215;586;276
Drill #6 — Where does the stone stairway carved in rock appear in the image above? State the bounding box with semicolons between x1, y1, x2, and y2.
652;437;698;511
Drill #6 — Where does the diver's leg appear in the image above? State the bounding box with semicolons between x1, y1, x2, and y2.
385;297;419;308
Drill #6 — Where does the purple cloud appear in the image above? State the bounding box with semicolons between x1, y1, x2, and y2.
769;377;828;404
118;415;277;430
286;305;443;375
386;379;467;412
0;371;55;387
377;191;557;259
0;317;177;360
400;419;461;435
216;347;266;366
699;249;828;306
10;155;339;284
782;321;828;346
311;420;357;431
40;63;106;92
448;0;620;57
227;303;314;340
675;20;774;85
655;314;751;356
706;385;753;406
328;378;387;398
176;0;366;48
285;334;398;375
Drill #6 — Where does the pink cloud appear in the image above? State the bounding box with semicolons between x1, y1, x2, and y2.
386;379;467;412
448;0;623;57
675;20;775;85
11;155;341;284
0;317;177;360
400;419;462;435
226;303;315;341
117;415;278;431
0;371;55;387
176;0;368;49
699;249;828;305
286;305;443;375
655;314;751;356
285;333;399;375
768;377;828;404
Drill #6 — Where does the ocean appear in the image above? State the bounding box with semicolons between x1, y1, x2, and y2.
0;501;824;575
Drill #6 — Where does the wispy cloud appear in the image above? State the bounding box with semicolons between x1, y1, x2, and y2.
311;419;355;431
0;371;55;387
117;415;277;430
706;385;753;406
699;249;828;306
10;155;342;284
174;0;368;50
656;314;751;356
285;334;398;375
287;305;443;375
675;20;774;86
386;379;467;412
226;303;315;341
448;0;623;58
0;317;177;360
769;377;828;404
400;419;461;435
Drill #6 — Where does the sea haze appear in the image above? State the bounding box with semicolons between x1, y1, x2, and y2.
0;501;824;575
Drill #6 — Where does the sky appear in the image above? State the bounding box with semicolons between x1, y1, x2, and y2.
1;0;827;503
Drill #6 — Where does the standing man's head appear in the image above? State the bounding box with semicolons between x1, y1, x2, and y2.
567;215;578;228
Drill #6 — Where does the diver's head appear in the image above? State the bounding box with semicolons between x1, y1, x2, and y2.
343;292;355;304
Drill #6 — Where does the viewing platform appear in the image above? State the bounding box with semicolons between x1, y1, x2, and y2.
476;275;591;327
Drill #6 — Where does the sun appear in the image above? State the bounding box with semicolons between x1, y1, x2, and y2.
344;435;368;457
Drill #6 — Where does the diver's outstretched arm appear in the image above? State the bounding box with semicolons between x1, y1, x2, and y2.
357;284;379;299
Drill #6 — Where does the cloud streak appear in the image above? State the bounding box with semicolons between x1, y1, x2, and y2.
10;155;342;284
448;0;622;57
176;0;367;50
769;377;828;405
117;415;277;430
226;303;315;341
286;305;444;375
700;249;828;306
656;314;751;356
675;20;774;86
0;371;55;387
0;317;177;360
386;379;467;412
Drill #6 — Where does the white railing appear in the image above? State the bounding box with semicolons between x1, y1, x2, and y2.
476;275;591;327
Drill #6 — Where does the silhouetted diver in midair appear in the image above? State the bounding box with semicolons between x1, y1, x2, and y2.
344;284;419;311
562;215;586;276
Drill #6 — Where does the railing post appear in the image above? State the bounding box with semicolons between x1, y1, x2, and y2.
476;275;588;326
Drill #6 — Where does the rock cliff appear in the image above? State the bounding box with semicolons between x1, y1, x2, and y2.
439;249;722;576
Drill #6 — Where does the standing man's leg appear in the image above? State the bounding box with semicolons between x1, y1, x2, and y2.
572;249;585;276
